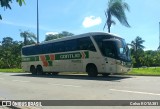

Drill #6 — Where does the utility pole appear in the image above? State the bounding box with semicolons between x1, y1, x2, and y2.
159;22;160;49
158;22;160;50
37;0;39;44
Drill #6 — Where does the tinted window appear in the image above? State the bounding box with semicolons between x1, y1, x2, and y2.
22;47;30;55
42;43;53;54
78;37;96;51
65;39;78;52
53;42;65;53
93;35;112;51
102;41;116;58
22;37;96;56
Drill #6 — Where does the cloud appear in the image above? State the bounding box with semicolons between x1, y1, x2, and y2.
1;20;53;31
46;32;59;35
1;20;36;29
82;16;102;28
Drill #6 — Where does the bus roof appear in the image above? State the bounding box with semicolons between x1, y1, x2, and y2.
23;32;123;48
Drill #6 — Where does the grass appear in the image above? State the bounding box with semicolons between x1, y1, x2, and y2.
0;67;160;76
0;69;23;73
127;67;160;76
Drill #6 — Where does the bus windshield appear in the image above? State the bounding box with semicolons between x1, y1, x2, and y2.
93;34;131;62
101;39;131;62
116;39;131;62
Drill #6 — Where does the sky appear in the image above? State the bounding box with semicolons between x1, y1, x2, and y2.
0;0;160;50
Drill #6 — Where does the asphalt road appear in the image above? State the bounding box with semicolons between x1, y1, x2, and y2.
0;73;160;109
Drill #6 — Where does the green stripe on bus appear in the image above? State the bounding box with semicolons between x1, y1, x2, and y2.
22;56;39;62
22;51;89;62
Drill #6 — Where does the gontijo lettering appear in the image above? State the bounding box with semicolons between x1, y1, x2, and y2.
60;53;81;59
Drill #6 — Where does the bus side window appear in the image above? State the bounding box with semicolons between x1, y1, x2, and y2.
53;42;65;53
29;46;36;55
39;44;49;54
103;42;116;58
34;45;40;55
24;46;37;55
22;47;29;55
78;37;96;51
93;35;112;52
65;39;78;52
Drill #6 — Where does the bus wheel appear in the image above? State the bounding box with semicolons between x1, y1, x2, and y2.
102;73;110;77
86;64;98;77
36;65;44;75
30;66;37;75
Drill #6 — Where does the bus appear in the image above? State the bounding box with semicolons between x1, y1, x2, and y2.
21;32;132;77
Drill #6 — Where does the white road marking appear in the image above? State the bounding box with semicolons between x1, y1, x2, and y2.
48;83;81;87
12;80;30;83
110;89;160;96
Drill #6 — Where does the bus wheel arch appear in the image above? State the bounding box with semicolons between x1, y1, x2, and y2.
86;63;98;77
36;65;44;75
30;65;37;75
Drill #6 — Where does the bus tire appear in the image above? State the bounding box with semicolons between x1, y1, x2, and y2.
36;65;44;75
102;73;110;77
30;65;37;75
86;64;98;77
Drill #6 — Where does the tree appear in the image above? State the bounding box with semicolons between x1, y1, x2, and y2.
131;36;145;67
20;31;37;45
143;50;160;67
59;31;74;37
0;37;22;68
45;31;74;41
103;0;130;33
131;36;145;51
0;0;25;19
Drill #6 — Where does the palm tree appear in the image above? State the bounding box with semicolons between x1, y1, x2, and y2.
104;0;130;33
131;36;145;67
131;36;145;51
20;31;37;45
0;0;25;20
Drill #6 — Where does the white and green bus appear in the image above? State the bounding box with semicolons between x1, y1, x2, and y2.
21;32;132;77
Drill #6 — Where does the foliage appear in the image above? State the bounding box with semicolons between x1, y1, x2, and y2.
104;0;130;33
130;36;160;67
20;31;37;45
0;37;22;68
0;0;25;19
131;36;145;67
45;31;74;41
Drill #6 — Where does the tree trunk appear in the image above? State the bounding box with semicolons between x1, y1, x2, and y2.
107;11;111;33
108;26;111;33
24;36;27;45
